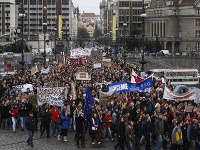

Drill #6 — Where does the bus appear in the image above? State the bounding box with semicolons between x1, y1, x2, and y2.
149;68;199;87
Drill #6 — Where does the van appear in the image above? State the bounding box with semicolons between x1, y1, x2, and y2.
158;50;170;55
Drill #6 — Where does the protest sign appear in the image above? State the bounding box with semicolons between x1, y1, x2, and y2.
75;72;91;80
31;65;39;75
102;59;112;67
37;87;66;106
77;66;86;72
41;67;50;74
13;84;33;93
93;63;101;69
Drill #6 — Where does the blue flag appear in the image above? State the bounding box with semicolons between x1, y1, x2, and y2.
136;76;153;91
84;87;94;118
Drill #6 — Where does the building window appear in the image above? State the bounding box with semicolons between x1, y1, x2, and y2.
196;31;200;38
197;9;200;15
196;42;200;51
196;19;200;27
172;10;177;15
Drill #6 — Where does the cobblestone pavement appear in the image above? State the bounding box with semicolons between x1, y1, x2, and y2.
0;127;117;150
0;126;171;150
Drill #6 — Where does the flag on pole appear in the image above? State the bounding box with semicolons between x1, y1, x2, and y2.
84;87;94;118
131;70;144;83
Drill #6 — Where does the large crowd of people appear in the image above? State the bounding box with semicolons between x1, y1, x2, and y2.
0;50;200;150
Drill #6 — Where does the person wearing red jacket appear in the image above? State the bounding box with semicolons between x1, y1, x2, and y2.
50;104;60;136
11;104;18;132
104;111;113;141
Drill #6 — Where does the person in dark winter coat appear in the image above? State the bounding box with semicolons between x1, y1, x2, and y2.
114;116;126;150
19;103;28;131
1;101;10;129
134;117;142;150
143;116;152;150
187;119;198;150
75;111;85;148
40;104;51;138
25;112;35;147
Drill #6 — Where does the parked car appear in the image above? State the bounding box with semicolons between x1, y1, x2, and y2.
182;52;189;56
175;52;181;56
156;51;165;56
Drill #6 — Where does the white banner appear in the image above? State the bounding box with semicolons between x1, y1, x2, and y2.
99;88;117;98
93;63;101;69
163;86;196;101
37;87;66;106
75;72;91;80
13;84;33;93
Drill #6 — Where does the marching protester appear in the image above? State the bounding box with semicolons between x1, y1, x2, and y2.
11;104;18;132
171;120;183;150
50;104;60;136
40;104;51;138
90;113;101;145
25;111;35;147
75;111;85;148
18;103;29;131
58;108;70;142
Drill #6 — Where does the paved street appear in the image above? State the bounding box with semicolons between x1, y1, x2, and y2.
0;127;115;150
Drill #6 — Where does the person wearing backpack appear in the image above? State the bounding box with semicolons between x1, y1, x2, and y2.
171;120;183;150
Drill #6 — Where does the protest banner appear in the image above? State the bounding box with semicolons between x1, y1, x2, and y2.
163;86;196;101
37;87;67;106
66;57;87;66
75;72;91;80
107;76;153;93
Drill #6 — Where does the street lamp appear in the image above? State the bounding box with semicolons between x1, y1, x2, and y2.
139;0;147;72
123;13;127;67
54;27;57;61
19;3;25;73
43;2;47;66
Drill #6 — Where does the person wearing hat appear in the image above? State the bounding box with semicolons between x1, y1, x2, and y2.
25;112;35;147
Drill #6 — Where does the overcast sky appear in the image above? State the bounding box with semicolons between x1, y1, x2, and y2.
72;0;101;15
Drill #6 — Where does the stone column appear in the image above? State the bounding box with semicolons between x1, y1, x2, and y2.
172;41;175;55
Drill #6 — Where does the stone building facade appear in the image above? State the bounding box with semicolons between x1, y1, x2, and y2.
145;0;200;53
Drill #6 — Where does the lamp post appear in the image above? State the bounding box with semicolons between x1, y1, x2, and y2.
54;27;57;61
139;0;147;72
123;13;127;67
43;3;47;66
19;3;25;73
